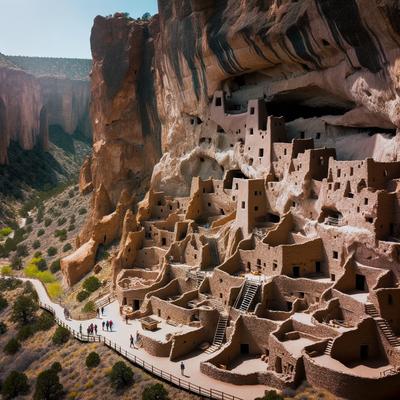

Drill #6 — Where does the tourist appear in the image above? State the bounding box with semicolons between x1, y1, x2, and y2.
87;327;90;336
94;324;98;335
102;321;105;330
130;334;134;348
180;361;185;376
79;324;82;335
106;320;109;331
109;320;113;331
101;306;104;315
125;315;128;324
96;308;100;317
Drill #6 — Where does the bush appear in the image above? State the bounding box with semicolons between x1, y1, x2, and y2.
16;244;28;257
83;276;101;293
109;361;134;390
0;277;22;291
0;321;7;334
37;229;45;237
1;371;29;399
70;215;76;224
35;311;55;331
63;243;72;252
0;295;8;311
255;391;284;400
33;369;63;400
23;281;37;298
68;224;75;232
25;262;56;284
77;290;90;302
62;200;69;207
86;352;100;368
1;265;12;276
32;240;41;250
82;301;95;313
33;251;42;257
44;218;52;227
0;227;12;238
57;217;66;226
4;338;20;355
17;325;34;341
50;259;61;273
52;326;70;345
51;362;62;373
26;226;33;234
78;207;87;215
46;282;62;299
34;257;47;271
26;217;33;225
11;295;38;325
142;383;168;400
47;247;57;257
68;190;74;198
10;255;22;270
54;229;67;242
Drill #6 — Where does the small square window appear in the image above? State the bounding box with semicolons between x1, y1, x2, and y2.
249;128;254;135
259;148;264;157
241;201;246;209
216;97;222;106
250;107;255;115
333;251;339;259
364;198;368;205
254;206;259;211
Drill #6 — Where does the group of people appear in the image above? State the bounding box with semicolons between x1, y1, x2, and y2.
79;323;98;336
129;331;140;348
102;320;114;331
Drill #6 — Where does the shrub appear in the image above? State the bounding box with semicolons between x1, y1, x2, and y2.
16;244;28;257
0;277;22;291
25;261;56;284
77;290;90;302
11;295;38;325
83;276;101;293
23;281;37;298
52;326;70;345
37;229;45;237
47;247;57;257
78;207;87;215
32;240;41;250
0;227;12;238
44;218;52;227
50;259;61;273
46;282;62;299
1;371;29;399
17;325;34;341
51;362;62;373
142;383;168;400
26;217;33;225
35;311;54;331
82;301;95;313
33;369;63;400
54;229;67;242
63;243;72;252
70;215;76;224
0;295;8;311
62;200;69;207
0;321;7;334
26;226;33;234
255;391;284;400
68;190;74;198
68;224;75;232
10;255;22;270
1;265;12;276
33;251;42;257
86;352;100;368
34;257;47;271
4;338;20;354
109;361;134;389
57;217;66;226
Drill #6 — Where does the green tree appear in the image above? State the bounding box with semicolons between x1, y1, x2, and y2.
47;247;57;257
142;383;168;400
33;369;63;400
0;295;8;311
86;351;100;368
11;295;38;325
32;240;41;250
109;361;134;389
4;338;20;355
83;276;101;293
50;259;61;273
142;12;151;20
52;326;70;345
1;371;29;399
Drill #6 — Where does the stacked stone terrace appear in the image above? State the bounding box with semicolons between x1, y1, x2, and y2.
63;91;400;399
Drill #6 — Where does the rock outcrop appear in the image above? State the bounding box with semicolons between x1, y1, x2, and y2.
0;58;47;164
69;0;400;281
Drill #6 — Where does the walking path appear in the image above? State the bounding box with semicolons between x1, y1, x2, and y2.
21;278;267;400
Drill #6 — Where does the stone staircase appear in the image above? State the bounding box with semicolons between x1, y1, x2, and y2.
195;271;206;287
365;303;379;318
376;319;400;347
324;339;333;355
365;303;400;347
234;280;259;313
206;313;229;354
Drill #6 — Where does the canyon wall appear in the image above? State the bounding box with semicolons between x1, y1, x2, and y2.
0;58;47;164
0;55;92;165
73;0;400;275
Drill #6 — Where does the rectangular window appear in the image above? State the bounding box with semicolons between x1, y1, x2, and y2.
333;251;339;259
364;198;368;205
216;97;222;106
337;169;341;177
241;201;246;209
259;148;264;157
249;128;254;135
250;107;255;115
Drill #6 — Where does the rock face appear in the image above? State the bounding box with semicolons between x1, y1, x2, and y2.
0;55;92;165
76;0;400;241
0;61;46;164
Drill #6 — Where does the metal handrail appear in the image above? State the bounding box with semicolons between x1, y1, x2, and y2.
39;301;242;400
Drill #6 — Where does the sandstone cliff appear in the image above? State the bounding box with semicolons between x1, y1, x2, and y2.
0;59;47;164
71;0;400;281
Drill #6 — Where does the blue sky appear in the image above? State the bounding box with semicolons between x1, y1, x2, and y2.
0;0;158;59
